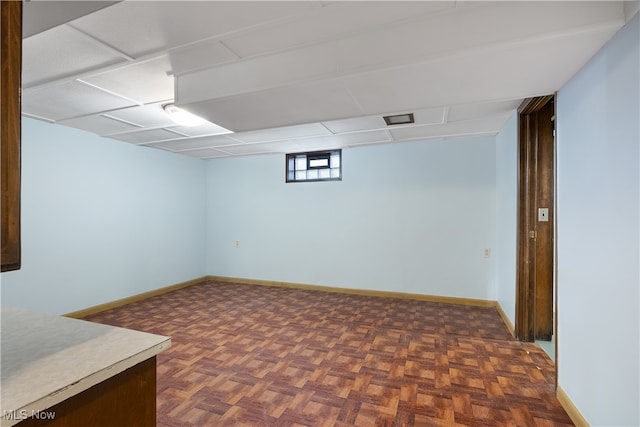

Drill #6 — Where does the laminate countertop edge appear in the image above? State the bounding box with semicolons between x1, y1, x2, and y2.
0;307;171;426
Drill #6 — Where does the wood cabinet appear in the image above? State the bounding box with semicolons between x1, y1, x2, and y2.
1;307;170;427
17;358;157;427
1;0;22;272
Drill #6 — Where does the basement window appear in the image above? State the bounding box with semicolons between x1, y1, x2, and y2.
286;150;341;183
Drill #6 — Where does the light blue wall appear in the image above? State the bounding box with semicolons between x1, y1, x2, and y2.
206;137;497;300
2;121;499;315
557;12;639;426
494;112;518;324
0;118;207;315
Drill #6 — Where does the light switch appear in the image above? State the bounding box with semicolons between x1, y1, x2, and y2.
538;208;549;222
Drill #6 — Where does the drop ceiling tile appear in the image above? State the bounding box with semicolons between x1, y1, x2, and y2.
168;40;238;76
110;128;185;144
22;81;136;122
209;131;391;156
342;59;470;115
336;1;624;77
81;56;174;104
413;107;448;126
23;1;119;38
321;115;387;134
221;2;349;58
146;135;240;151
221;2;453;59
215;142;299;156
183;80;363;132
20;0;626;161
301;108;445;137
23;24;125;87
70;2;315;58
389;115;512;141
174;2;624;112
176;4;456;105
231;123;332;144
59;114;141;135
167;122;233;137
176;43;337;102
295;130;391;150
105;103;175;129
447;99;521;123
343;24;621;115
334;14;443;75
176;148;231;159
334;5;494;74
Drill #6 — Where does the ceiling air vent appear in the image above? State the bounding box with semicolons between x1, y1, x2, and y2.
383;113;414;126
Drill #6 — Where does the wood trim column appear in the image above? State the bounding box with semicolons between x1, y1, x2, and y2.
1;0;22;272
515;109;536;341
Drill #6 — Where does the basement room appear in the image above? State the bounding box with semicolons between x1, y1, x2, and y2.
1;1;638;426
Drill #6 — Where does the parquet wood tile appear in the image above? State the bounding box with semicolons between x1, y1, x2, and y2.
84;281;573;426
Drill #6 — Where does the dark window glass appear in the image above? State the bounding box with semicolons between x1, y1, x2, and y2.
286;150;341;183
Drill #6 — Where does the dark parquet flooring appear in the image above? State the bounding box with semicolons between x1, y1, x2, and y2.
84;281;573;426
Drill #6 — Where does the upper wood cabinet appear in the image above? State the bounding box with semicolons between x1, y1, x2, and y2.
1;0;22;272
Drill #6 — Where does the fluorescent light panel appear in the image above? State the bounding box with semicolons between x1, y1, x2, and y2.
163;103;208;127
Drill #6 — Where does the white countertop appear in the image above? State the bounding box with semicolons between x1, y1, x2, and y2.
0;307;170;426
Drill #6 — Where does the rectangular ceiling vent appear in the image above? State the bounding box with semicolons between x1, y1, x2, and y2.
383;113;414;126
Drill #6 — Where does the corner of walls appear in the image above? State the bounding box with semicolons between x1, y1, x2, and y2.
556;387;590;427
0;118;208;315
204;138;498;300
624;1;640;22
494;111;518;326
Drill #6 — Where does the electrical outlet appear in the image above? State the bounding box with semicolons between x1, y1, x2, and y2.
484;248;491;258
235;241;240;248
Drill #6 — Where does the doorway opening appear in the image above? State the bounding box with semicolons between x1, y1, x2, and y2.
515;95;556;364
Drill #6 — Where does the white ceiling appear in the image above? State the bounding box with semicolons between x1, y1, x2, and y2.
22;1;629;159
